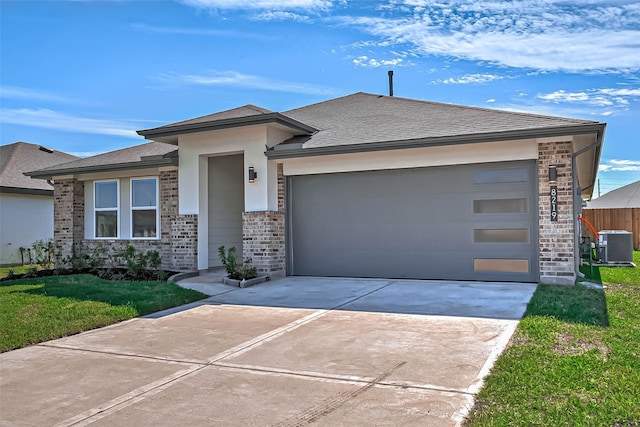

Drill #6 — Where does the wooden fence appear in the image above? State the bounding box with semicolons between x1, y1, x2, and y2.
582;208;640;250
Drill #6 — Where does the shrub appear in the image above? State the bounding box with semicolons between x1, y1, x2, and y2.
218;246;257;280
32;239;62;269
64;244;90;272
117;245;164;281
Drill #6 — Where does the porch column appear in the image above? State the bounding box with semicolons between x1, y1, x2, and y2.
538;140;575;285
53;178;84;265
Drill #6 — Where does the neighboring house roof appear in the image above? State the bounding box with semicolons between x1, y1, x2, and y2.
0;142;79;195
587;180;640;208
26;142;178;179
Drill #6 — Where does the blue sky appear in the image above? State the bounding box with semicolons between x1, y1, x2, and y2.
1;0;639;197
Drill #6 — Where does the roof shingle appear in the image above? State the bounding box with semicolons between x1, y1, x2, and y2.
587;180;640;208
0;142;79;192
27;142;177;177
282;92;600;149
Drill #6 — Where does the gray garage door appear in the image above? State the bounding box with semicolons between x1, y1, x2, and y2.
288;161;538;282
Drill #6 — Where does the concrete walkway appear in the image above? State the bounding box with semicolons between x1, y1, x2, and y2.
0;276;536;426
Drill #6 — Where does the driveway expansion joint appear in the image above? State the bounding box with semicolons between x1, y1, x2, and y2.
37;343;206;366
212;361;474;396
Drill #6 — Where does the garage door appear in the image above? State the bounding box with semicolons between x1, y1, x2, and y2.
288;161;538;282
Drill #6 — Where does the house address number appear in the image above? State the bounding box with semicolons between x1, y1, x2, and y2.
550;185;558;221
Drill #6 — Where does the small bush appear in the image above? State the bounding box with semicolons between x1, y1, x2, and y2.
116;245;164;281
32;239;62;269
218;246;257;280
64;244;90;272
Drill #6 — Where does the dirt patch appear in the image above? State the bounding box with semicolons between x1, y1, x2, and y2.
552;331;611;360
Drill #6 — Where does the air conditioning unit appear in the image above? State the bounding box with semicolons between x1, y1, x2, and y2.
598;230;633;263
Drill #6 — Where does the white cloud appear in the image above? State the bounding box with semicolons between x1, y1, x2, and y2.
250;11;312;22
352;55;404;68
341;0;640;72
486;98;495;103
0;85;81;104
179;0;333;10
130;23;272;39
0;108;139;138
599;159;640;172
537;87;640;108
434;73;504;84
153;70;337;95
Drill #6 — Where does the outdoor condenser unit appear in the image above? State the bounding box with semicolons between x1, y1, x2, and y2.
598;230;633;263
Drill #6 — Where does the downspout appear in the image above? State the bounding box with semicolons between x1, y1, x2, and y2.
572;135;604;279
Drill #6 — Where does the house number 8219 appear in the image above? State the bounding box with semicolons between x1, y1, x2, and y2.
550;185;558;222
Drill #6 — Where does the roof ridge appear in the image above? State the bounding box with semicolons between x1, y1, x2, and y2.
376;92;598;124
283;92;369;114
244;104;274;114
284;91;597;125
143;104;275;130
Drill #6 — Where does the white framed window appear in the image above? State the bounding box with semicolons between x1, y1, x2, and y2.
130;177;159;239
95;180;119;238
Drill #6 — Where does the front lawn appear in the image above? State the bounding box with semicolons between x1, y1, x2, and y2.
0;264;45;279
465;251;640;426
0;274;206;352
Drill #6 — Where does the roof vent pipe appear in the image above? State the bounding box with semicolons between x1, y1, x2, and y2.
388;70;394;96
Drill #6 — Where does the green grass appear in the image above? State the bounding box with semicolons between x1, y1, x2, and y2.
465;251;640;427
0;264;45;279
0;274;206;352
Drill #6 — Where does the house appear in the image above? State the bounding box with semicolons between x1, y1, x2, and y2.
587;180;640;209
27;92;606;284
584;180;640;250
0;142;79;265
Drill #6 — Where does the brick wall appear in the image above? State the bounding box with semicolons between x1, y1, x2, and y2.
538;141;575;285
277;163;285;213
159;170;198;271
53;178;84;264
242;211;285;275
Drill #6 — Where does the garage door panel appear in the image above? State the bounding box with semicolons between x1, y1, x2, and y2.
290;162;537;282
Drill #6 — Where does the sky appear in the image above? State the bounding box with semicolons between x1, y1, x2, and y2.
1;0;639;197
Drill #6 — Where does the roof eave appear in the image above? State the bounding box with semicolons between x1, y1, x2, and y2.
137;113;317;143
579;125;606;200
266;124;606;160
25;156;179;180
0;186;53;196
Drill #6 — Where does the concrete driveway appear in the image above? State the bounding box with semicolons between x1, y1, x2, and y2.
0;276;536;426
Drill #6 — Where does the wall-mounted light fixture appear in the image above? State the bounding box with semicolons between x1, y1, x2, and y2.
548;165;558;183
248;167;257;183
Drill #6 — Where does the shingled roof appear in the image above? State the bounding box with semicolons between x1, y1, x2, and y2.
281;92;602;150
587;180;640;208
137;105;316;143
26;142;177;179
0;142;79;194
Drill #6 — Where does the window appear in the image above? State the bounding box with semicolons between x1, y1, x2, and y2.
473;167;529;184
95;181;119;238
131;178;158;238
474;198;528;214
474;229;529;243
474;258;529;273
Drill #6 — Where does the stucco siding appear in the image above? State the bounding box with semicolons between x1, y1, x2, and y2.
282;139;538;177
0;193;54;265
